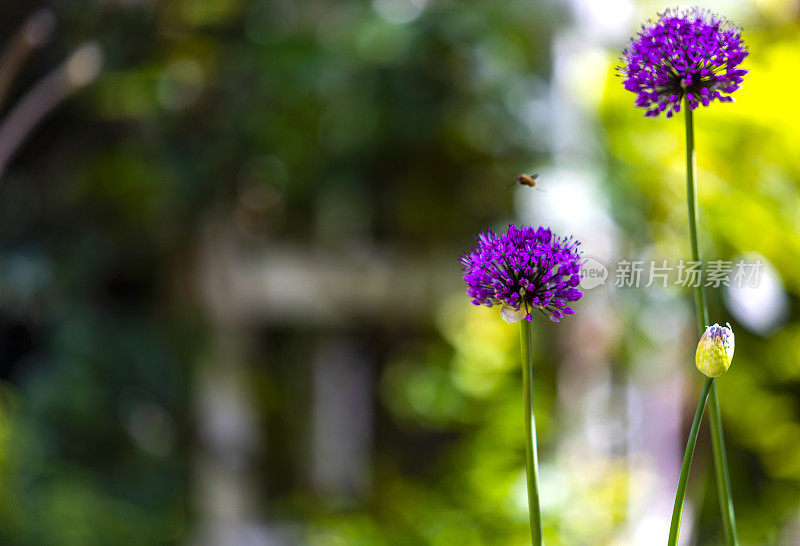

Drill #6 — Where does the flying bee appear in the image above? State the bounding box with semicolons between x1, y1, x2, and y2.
509;173;544;191
515;173;539;187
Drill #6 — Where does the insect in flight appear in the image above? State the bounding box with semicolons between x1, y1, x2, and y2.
510;173;544;191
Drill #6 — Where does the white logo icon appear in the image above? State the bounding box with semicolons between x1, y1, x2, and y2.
580;256;608;290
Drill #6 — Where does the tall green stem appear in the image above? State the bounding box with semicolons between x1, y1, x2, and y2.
668;377;713;546
709;383;737;545
683;103;738;544
520;320;543;546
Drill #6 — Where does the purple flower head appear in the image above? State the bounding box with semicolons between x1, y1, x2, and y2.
619;8;748;118
459;225;583;322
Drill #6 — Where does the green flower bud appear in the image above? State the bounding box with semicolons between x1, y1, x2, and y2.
695;323;735;378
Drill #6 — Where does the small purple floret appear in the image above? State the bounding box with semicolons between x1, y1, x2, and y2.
459;225;583;322
619;8;748;118
708;323;731;343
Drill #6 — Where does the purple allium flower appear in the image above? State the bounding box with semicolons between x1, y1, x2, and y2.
459;225;583;322
619;8;748;118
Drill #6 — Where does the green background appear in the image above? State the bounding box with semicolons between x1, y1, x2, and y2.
0;1;797;544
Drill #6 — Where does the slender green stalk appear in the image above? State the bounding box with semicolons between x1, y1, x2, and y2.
683;103;738;544
684;106;705;328
520;320;543;546
709;384;737;545
668;377;713;546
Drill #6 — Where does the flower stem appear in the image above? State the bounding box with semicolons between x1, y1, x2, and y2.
520;320;543;546
708;383;737;544
668;377;713;546
683;103;739;544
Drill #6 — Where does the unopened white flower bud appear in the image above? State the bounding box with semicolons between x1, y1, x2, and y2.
500;304;527;324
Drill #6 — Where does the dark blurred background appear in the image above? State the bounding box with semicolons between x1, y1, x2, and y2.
0;1;799;544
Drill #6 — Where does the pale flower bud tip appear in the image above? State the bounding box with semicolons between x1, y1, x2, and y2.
500;304;527;324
